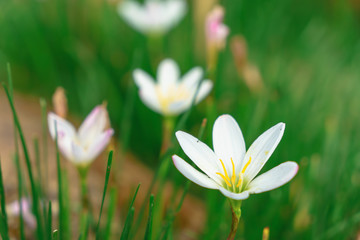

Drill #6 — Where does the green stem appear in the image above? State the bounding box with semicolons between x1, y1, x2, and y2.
77;166;90;212
160;117;175;155
227;200;242;240
227;208;240;240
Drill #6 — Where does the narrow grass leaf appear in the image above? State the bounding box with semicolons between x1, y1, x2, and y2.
120;184;140;240
104;188;117;240
3;84;44;239
96;151;113;239
0;159;9;240
144;194;154;240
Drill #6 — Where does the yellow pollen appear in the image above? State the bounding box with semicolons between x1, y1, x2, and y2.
216;173;232;187
236;174;242;188
230;158;236;185
241;156;252;174
265;151;269;155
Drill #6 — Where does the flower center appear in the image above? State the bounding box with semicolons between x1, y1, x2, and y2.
156;84;190;113
216;157;252;192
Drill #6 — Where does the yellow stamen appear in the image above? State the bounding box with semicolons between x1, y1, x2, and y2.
218;159;230;182
241;156;252;174
265;151;269;155
236;174;242;188
230;158;236;185
216;173;232;187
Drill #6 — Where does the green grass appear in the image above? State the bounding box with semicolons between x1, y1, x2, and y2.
0;0;360;239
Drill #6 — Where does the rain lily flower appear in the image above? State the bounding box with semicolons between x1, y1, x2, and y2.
205;5;229;50
6;198;36;229
48;104;114;166
173;114;298;202
133;59;213;116
117;0;187;35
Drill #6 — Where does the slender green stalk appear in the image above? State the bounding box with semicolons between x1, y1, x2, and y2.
3;84;44;239
47;201;52;240
96;151;113;240
227;208;240;240
14;154;26;240
0;159;9;240
54;123;64;240
120;184;140;240
40;98;48;197
144;195;154;240
34;138;43;197
77;166;90;212
104;188;117;240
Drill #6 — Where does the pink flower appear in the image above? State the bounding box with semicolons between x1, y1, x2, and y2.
205;6;230;50
48;104;114;166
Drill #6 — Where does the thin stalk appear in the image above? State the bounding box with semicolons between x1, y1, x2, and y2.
144;194;154;240
227;209;240;240
3;84;44;239
96;151;113;240
0;159;9;240
77;166;90;213
14;154;26;240
47;201;52;240
40;98;48;197
104;188;117;240
120;184;140;240
55;123;64;240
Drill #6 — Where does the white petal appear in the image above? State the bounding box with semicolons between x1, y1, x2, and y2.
85;129;114;162
219;188;250;200
47;112;76;140
247;161;298;194
78;105;108;145
181;67;203;88
175;131;223;184
172;155;219;189
133;69;156;90
138;88;162;114
118;1;147;33
243;123;285;181
157;59;180;94
212;114;246;174
194;80;213;104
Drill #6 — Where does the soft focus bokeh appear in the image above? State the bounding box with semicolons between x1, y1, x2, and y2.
1;0;360;239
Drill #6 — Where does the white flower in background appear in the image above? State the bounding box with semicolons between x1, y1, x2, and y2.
133;59;213;116
205;5;229;50
173;114;298;200
48;104;114;166
118;0;187;35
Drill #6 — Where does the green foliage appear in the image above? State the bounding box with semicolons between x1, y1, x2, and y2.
0;0;360;239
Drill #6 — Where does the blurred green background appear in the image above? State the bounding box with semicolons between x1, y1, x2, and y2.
1;0;360;239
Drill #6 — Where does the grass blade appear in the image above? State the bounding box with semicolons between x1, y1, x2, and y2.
104;188;117;240
95;151;113;240
40;98;48;197
144;194;154;240
14;153;26;240
47;201;52;240
120;184;140;240
0;158;9;240
2;84;44;239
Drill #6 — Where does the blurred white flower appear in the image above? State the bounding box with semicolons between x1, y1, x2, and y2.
117;0;187;35
133;59;213;116
6;198;36;229
48;104;114;166
205;5;229;50
173;114;298;200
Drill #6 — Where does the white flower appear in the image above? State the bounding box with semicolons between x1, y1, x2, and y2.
48;104;114;166
133;59;213;116
205;5;229;50
172;114;298;200
117;0;187;35
6;198;36;229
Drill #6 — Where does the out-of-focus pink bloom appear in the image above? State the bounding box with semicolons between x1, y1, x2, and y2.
205;6;229;50
6;198;36;229
48;104;114;166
